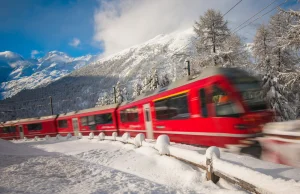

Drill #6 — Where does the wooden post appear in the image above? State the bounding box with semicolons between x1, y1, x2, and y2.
206;147;220;183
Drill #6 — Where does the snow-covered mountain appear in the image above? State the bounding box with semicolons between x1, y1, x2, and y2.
0;28;197;121
0;51;97;99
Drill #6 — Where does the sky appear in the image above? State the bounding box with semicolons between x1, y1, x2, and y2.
0;0;299;59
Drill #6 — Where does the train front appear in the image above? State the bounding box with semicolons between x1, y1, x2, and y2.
223;69;274;156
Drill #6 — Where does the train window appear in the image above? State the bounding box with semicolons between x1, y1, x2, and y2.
155;93;190;120
95;113;113;124
199;89;208;117
212;85;244;117
1;126;16;133
120;107;139;122
88;116;96;125
81;117;88;126
28;123;42;131
58;120;68;128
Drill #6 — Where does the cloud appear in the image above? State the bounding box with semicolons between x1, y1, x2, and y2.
69;38;81;47
31;50;40;58
94;0;282;56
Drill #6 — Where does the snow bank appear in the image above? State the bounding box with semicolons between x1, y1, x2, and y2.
263;120;300;136
155;135;170;155
214;158;300;194
0;139;51;156
169;146;206;165
134;133;145;147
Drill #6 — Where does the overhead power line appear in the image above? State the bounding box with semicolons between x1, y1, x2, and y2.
222;0;243;17
234;0;288;33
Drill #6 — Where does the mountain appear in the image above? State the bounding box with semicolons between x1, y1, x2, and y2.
0;51;97;99
0;28;197;121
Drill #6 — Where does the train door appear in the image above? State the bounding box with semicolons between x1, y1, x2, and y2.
72;118;80;136
143;103;154;139
19;125;24;139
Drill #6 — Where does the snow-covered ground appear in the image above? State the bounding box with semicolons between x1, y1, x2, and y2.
1;136;300;193
0;137;244;194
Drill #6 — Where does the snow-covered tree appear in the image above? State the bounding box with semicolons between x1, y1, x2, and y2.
279;9;300;50
132;79;143;99
194;9;229;55
95;92;112;107
194;9;250;68
252;25;272;72
269;13;297;71
262;74;295;121
114;81;124;104
159;73;170;87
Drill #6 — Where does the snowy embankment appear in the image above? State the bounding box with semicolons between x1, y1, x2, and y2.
0;136;241;194
1;133;300;194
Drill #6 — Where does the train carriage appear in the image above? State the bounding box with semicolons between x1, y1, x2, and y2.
0;120;20;140
118;67;273;147
64;104;119;136
17;115;58;139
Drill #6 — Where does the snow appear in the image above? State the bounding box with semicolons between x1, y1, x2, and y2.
0;137;244;193
122;132;130;143
98;132;105;141
214;158;300;194
206;146;221;160
155;135;170;155
0;50;96;100
88;132;94;139
263;120;300;136
134;133;145;147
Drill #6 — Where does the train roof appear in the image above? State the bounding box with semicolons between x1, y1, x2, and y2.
0;115;58;126
17;115;58;124
121;67;250;106
58;103;118;118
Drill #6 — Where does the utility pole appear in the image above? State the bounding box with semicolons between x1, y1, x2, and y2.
49;96;54;115
185;60;191;76
113;86;117;103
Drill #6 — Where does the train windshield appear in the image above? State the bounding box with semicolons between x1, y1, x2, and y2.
229;75;267;112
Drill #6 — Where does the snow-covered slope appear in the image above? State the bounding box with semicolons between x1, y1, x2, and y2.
0;28;197;120
0;51;97;99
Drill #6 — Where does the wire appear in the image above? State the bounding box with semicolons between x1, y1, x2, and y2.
234;0;288;33
232;0;280;32
222;0;243;17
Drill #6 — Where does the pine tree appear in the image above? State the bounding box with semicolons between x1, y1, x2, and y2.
194;9;249;67
194;9;229;55
159;73;170;87
252;25;272;72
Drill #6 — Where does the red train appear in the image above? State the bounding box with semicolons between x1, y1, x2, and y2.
0;67;273;148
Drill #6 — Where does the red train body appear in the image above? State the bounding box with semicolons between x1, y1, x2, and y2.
0;67;273;148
